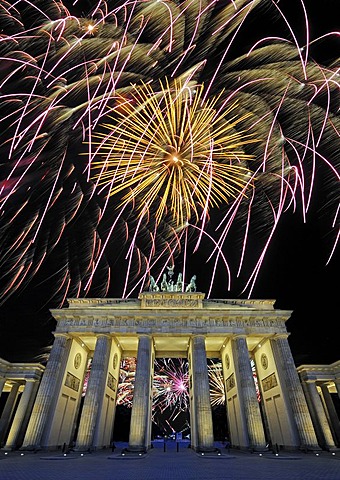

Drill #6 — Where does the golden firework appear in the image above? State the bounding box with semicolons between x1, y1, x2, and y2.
91;78;256;226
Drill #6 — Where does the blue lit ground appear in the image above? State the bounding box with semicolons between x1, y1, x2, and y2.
0;441;339;480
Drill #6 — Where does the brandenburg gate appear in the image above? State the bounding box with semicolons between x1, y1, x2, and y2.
20;278;326;453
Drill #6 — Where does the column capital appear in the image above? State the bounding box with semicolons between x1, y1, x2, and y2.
53;332;70;339
304;378;317;384
232;333;247;340
96;333;111;339
272;333;290;341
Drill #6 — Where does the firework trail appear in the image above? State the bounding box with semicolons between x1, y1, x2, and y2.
116;357;225;413
208;360;226;407
153;358;190;413
116;357;136;406
0;0;338;307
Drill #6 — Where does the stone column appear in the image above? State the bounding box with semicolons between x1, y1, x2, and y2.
301;380;336;450
3;380;38;450
320;384;340;446
189;335;214;452
76;334;112;451
0;382;20;444
70;351;91;445
271;335;320;450
128;335;153;452
334;380;340;401
21;334;70;450
232;335;267;451
0;377;6;399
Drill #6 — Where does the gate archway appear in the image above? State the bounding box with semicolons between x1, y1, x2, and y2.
21;291;321;453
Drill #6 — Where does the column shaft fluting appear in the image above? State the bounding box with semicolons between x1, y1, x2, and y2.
21;334;70;449
271;335;319;449
76;334;112;450
233;335;266;450
0;377;6;399
128;335;153;452
301;381;335;449
0;382;20;443
334;380;340;401
190;335;214;452
4;380;37;450
320;384;340;446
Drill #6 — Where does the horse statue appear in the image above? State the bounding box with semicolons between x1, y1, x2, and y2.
175;272;183;292
185;275;197;292
160;273;168;291
149;276;159;292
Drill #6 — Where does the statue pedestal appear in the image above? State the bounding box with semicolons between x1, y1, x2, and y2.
139;291;205;309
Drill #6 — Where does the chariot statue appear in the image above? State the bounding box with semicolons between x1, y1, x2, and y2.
148;267;196;293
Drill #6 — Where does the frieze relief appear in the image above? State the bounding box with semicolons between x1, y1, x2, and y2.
65;372;80;392
55;314;286;333
139;292;205;309
226;373;235;392
207;299;276;309
143;298;200;308
67;298;138;307
107;373;117;392
262;373;278;392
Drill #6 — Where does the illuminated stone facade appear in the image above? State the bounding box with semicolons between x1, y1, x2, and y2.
0;359;44;450
2;292;339;452
298;362;340;450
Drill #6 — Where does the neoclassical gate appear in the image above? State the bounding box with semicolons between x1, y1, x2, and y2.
21;290;325;452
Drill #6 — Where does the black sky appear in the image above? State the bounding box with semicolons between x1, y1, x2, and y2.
0;0;339;367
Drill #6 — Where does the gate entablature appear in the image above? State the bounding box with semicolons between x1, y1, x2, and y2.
50;293;292;363
51;293;292;339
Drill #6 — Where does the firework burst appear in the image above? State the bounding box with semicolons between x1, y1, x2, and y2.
116;357;226;411
153;358;190;413
91;78;255;227
0;0;338;307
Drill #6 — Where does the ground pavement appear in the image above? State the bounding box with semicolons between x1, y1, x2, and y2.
0;440;339;480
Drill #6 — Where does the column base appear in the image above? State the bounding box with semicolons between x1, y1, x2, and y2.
2;445;15;451
19;445;41;451
115;446;148;458
195;446;220;454
299;445;322;453
108;448;147;459
195;447;225;457
74;446;95;453
125;445;148;454
250;445;270;453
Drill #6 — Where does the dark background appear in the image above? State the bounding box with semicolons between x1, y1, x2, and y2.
0;0;339;367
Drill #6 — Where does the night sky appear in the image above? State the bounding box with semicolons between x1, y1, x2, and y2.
0;0;339;367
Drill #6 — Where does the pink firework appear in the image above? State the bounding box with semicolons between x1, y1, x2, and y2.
153;358;190;413
0;0;338;307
